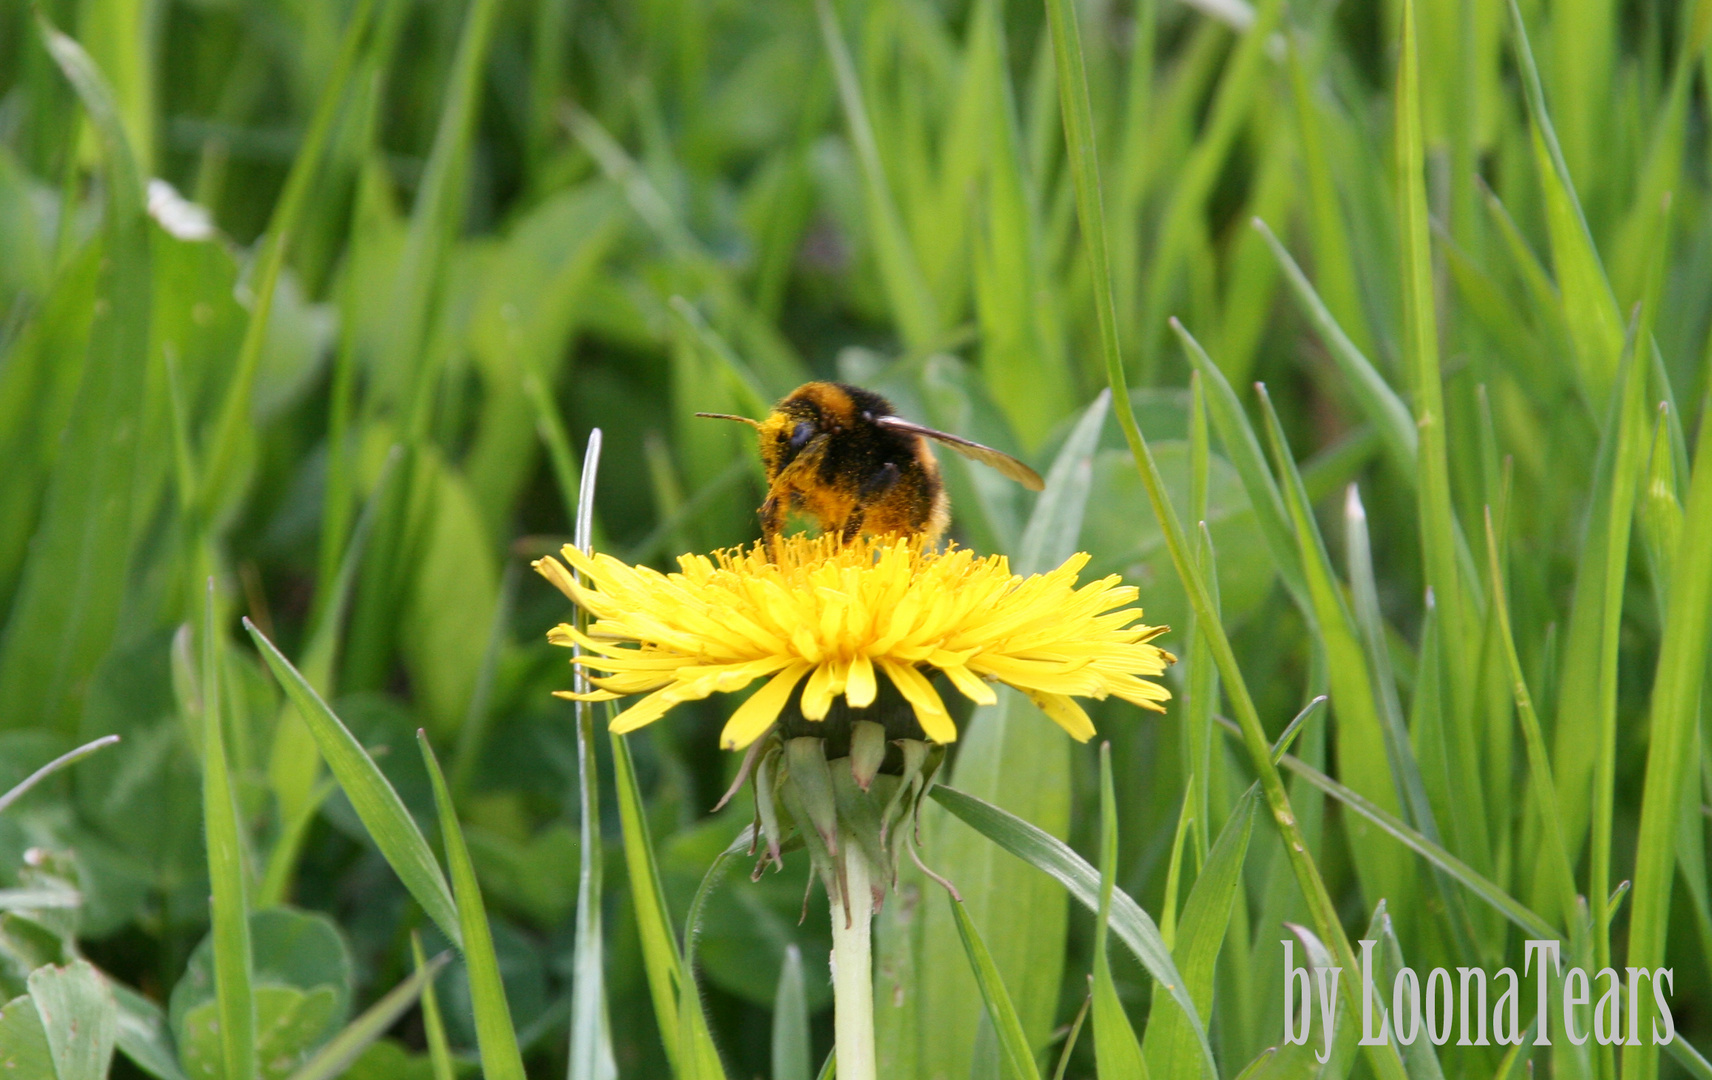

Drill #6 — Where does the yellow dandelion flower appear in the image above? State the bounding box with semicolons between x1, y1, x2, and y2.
535;534;1175;751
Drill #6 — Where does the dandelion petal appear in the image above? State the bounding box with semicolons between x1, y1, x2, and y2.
722;661;813;750
1026;691;1096;742
880;659;957;744
846;654;877;708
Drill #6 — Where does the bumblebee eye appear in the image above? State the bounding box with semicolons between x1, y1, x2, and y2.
789;421;814;450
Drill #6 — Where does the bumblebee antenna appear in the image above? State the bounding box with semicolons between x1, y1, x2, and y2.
695;412;762;428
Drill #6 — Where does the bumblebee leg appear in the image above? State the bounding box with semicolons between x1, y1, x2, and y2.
759;488;787;561
859;462;902;498
838;508;866;545
921;485;950;548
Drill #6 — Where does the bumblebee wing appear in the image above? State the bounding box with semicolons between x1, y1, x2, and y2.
873;415;1045;491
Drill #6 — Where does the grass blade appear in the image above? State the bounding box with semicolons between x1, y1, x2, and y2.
1253;385;1415;913
198;0;379;511
612;732;688;1071
1015;389;1108;574
680;831;746;1080
1482;508;1579;930
0;735;120;816
927;784;1213;1075
1347;485;1484;957
1041;0;1400;1068
919;391;1108;1074
945;895;1041;1080
415;934;456;1080
1170;320;1307;611
1091;745;1147;1080
1505;0;1624;410
1217;719;1559;941
201;584;256;1080
568;431;617;1080
1143;787;1256;1079
245;617;462;948
285;952;450;1080
0;18;151;736
1397;0;1476;716
385;0;505;440
1585;317;1648;976
1051;994;1092;1080
1666;1038;1712;1080
772;944;812;1080
815;0;938;349
1253;219;1417;477
261;446;399;908
1621;403;1712;1080
418;731;527;1080
610;731;725;1078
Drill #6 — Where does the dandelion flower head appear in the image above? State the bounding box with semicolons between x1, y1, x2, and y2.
536;534;1174;750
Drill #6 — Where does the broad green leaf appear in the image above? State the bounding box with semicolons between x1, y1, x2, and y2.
1016;390;1107;575
417;732;526;1080
171;908;354;1080
285;953;449;1080
245;619;461;948
180;986;339;1080
112;981;187;1080
0;992;52;1075
29;959;117;1080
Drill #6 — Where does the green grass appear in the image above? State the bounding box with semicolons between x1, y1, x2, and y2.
1;0;1711;1076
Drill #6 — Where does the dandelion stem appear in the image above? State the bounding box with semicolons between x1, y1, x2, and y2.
829;843;876;1080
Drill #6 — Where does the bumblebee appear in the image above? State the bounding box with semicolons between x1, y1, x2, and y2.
699;381;1044;550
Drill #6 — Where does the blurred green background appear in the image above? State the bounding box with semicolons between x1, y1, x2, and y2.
1;0;1711;1075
